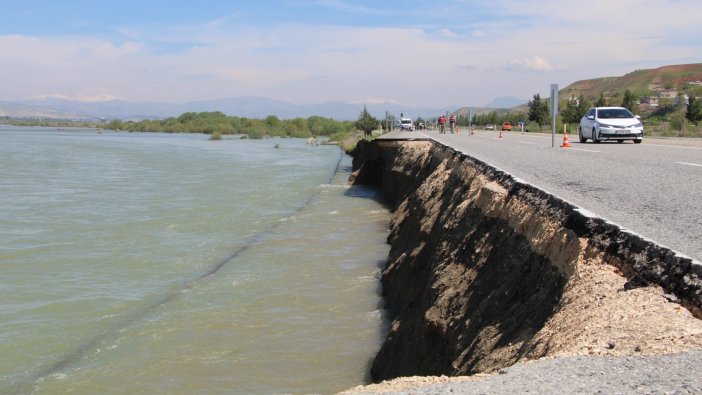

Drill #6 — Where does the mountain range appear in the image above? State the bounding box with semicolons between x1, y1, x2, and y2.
0;96;461;122
3;63;700;121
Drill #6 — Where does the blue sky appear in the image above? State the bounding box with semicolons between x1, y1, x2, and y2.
1;0;700;107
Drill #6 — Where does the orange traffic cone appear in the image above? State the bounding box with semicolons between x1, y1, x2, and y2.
561;128;572;148
471;127;475;135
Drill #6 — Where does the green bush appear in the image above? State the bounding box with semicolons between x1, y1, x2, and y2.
209;131;223;140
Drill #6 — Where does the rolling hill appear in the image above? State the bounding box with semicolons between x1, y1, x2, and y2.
451;63;702;118
560;63;702;101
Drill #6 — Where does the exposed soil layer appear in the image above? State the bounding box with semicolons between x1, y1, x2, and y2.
348;139;702;384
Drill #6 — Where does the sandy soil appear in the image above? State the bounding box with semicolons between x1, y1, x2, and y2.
342;251;702;393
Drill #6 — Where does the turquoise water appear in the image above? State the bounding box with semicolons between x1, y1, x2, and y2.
0;126;390;394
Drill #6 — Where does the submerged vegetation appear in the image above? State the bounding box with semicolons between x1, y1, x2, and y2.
0;117;105;128
1;111;370;152
106;111;357;141
1;112;360;142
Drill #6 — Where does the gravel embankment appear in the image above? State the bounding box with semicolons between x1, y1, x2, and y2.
344;351;702;394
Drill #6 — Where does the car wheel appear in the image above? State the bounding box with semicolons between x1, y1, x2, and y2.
592;128;600;143
617;140;624;143
578;127;586;143
634;139;642;144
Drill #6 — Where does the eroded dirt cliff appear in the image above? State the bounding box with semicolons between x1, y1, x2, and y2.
349;139;702;383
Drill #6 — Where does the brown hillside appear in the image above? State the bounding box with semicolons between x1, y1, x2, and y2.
452;63;702;117
562;63;702;101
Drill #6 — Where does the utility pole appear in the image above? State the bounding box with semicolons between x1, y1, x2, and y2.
550;84;559;147
385;111;389;134
468;108;473;130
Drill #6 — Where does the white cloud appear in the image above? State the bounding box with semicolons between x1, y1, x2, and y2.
437;28;460;38
456;64;477;71
1;0;701;108
471;30;487;38
507;56;564;72
29;93;120;102
353;98;403;105
301;0;394;16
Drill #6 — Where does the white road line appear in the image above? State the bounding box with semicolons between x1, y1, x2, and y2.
567;147;601;153
519;141;537;145
645;143;702;150
677;162;702;167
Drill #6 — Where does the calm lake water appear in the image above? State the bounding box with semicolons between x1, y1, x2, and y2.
0;126;390;394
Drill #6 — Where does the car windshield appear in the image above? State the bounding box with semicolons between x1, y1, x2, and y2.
597;108;634;119
401;120;411;124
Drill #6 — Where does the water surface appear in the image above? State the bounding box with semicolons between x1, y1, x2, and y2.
0;127;390;394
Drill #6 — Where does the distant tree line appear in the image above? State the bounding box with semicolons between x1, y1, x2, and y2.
1;117;104;128
468;111;526;127
106;111;356;140
567;87;702;134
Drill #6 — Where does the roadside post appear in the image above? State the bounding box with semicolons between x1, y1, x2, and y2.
550;84;559;148
385;111;389;134
468;108;473;136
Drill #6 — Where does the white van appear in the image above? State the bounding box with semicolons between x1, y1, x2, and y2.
400;117;415;131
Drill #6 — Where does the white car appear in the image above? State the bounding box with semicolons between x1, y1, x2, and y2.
578;107;643;144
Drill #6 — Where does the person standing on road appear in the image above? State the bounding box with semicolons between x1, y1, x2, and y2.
438;115;446;134
449;114;456;134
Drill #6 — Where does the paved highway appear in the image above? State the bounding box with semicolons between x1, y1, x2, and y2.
381;129;702;262
348;350;702;394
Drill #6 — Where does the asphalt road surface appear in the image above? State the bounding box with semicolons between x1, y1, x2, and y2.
384;129;702;263
348;350;702;394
